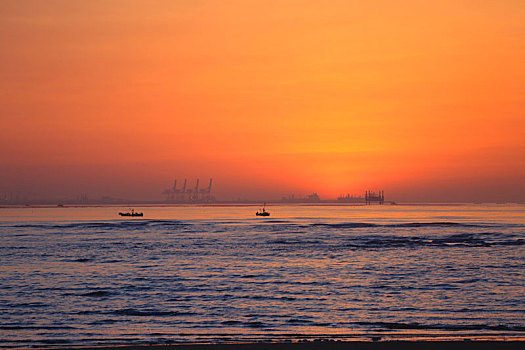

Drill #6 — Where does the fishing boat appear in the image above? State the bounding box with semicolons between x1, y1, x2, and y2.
118;208;143;217
256;203;270;216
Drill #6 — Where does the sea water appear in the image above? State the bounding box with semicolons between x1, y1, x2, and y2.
0;204;524;347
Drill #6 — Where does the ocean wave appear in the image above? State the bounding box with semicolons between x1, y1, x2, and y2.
81;290;115;297
5;220;514;234
342;234;523;249
5;302;48;308
268;239;321;245
311;222;378;228
390;222;476;227
357;321;525;332
311;222;500;228
0;325;76;330
113;308;197;317
11;219;188;230
244;321;267;328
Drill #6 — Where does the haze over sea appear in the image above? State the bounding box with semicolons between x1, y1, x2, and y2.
1;204;524;347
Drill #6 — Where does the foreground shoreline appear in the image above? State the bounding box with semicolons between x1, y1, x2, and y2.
36;341;524;350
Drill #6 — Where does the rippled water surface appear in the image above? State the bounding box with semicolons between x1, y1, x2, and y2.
0;204;524;347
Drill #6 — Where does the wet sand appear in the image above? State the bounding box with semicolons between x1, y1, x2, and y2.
68;340;525;350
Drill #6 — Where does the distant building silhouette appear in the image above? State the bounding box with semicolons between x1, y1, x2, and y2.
281;192;321;203
365;190;384;204
337;193;365;203
163;178;215;203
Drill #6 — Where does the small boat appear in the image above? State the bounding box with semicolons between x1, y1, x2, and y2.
256;203;270;216
119;208;143;217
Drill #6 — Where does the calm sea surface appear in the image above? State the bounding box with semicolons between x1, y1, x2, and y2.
0;204;524;347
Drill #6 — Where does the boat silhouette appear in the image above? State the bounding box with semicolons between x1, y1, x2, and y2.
256;203;270;216
119;208;143;217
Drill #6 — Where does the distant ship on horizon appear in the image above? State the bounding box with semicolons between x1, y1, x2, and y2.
118;208;143;217
256;203;270;216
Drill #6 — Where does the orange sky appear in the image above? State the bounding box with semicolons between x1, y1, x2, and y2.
1;0;524;202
